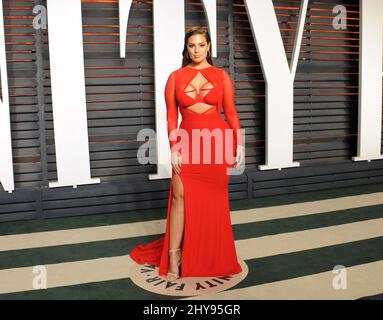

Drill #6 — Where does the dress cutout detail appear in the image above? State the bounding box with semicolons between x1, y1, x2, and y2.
129;65;243;278
183;71;215;114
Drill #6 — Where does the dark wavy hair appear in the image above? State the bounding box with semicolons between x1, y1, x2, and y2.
181;27;214;68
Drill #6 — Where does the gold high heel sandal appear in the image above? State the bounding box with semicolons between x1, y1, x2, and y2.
167;248;182;282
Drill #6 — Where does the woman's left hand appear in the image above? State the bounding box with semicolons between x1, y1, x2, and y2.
234;145;245;168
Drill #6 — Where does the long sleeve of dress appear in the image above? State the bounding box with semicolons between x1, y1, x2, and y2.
164;71;179;152
222;69;243;147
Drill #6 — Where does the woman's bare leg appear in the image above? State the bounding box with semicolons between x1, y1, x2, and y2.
168;174;184;275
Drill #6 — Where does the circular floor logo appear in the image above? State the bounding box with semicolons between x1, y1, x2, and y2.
130;258;248;297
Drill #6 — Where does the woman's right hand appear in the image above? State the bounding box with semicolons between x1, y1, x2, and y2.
171;151;182;175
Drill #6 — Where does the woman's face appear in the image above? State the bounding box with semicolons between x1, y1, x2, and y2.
186;34;210;64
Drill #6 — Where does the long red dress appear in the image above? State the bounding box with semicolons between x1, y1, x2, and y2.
130;65;243;278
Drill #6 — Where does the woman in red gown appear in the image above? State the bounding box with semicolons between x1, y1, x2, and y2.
130;27;244;281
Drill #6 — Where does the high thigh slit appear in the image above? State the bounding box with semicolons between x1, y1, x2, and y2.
129;65;243;278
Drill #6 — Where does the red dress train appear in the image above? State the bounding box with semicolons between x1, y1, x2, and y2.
130;65;243;278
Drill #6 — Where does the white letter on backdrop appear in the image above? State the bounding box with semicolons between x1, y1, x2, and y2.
119;0;133;58
119;0;216;180
352;0;383;162
149;0;186;180
46;0;100;188
244;0;308;170
152;0;215;180
0;0;15;193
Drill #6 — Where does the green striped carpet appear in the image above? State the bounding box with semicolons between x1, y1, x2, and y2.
0;183;383;300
